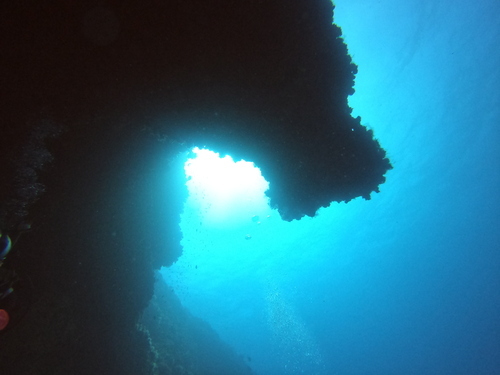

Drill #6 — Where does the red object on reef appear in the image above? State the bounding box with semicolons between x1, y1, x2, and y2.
0;309;9;330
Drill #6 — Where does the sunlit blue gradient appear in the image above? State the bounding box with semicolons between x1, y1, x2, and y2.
162;1;500;374
163;147;345;374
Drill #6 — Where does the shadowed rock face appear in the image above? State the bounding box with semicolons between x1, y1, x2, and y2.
0;1;391;373
2;0;391;222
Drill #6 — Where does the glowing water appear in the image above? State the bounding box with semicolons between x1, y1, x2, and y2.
162;148;332;374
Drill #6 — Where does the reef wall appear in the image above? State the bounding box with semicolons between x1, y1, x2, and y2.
0;0;390;374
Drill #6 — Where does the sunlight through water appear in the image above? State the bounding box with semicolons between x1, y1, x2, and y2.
162;147;332;374
184;147;271;228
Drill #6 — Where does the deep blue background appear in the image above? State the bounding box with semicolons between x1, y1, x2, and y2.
162;1;500;374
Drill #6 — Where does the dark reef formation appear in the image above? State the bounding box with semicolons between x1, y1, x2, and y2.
140;277;254;375
0;0;391;374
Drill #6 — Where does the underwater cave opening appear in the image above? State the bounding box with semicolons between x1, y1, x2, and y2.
160;146;346;375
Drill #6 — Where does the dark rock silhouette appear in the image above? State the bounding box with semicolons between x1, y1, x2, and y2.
0;1;391;374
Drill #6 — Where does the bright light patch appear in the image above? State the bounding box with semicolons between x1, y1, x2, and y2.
184;147;270;228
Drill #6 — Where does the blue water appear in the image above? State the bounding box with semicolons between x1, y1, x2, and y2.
161;1;500;374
